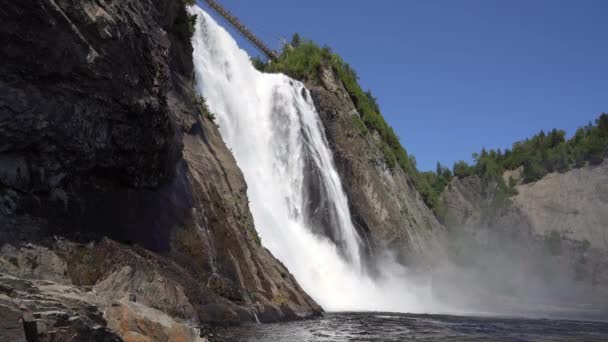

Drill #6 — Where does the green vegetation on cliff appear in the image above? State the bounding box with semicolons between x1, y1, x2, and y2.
446;113;608;183
174;0;197;42
194;95;216;122
254;35;443;214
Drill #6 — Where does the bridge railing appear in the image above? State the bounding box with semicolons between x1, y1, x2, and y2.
203;0;279;61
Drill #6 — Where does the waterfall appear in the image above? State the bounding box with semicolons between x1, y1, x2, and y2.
190;6;431;312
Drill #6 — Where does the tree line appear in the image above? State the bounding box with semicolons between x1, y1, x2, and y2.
426;113;608;200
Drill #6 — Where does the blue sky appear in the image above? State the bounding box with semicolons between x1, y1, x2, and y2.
198;0;608;171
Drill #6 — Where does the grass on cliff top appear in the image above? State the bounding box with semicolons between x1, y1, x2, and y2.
255;35;444;216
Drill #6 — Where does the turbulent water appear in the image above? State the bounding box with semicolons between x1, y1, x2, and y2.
190;6;432;312
210;312;608;342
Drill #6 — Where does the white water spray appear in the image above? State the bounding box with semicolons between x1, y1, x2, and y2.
190;6;433;312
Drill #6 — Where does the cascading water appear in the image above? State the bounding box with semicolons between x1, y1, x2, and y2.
190;6;433;312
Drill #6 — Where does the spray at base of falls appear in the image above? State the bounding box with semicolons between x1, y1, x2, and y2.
190;6;436;313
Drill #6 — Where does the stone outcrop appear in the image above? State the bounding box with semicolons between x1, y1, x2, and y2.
0;0;319;340
306;66;445;266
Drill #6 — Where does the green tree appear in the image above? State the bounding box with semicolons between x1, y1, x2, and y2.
572;145;587;168
365;90;380;113
597;113;608;135
549;129;566;148
453;160;473;178
250;56;266;71
522;158;546;183
291;33;302;48
573;127;586;145
586;133;605;165
547;143;570;173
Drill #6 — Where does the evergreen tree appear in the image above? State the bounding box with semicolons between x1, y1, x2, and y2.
523;158;546;183
291;33;302;48
453;160;473;178
587;133;605;165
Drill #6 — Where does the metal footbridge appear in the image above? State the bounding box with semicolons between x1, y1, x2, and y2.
203;0;279;61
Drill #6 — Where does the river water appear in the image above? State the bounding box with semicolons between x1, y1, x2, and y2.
207;312;608;342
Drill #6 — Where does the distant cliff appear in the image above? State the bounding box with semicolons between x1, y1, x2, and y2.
0;1;319;340
439;161;608;314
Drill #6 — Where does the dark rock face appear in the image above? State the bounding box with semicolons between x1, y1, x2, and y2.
1;0;176;188
0;0;320;340
306;66;445;267
1;0;182;251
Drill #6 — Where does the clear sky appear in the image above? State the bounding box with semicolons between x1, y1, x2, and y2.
197;0;608;171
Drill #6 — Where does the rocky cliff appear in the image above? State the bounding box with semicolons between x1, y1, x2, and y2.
306;66;445;267
0;1;319;341
439;162;608;315
513;161;608;248
441;161;608;252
